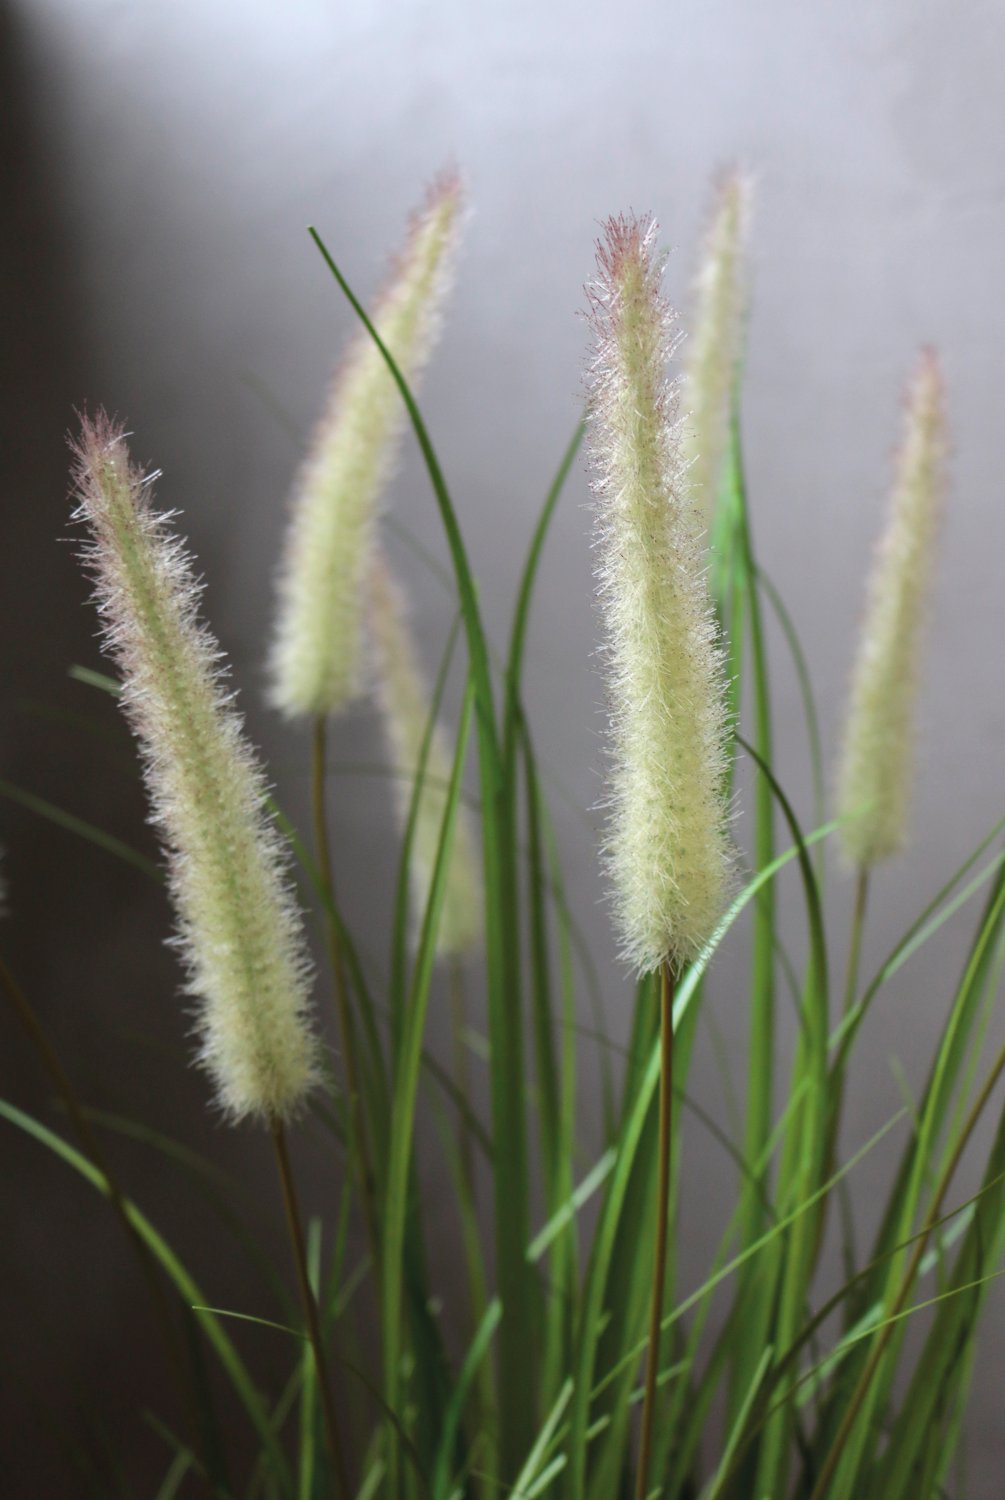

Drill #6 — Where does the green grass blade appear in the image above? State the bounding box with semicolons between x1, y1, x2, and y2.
430;1300;502;1500
387;611;463;1057
0;777;161;881
502;421;585;773
297;1221;321;1500
704;1347;773;1500
732;403;777;1231
308;226;538;1474
565;814;838;1493
519;716;577;1404
832;823;1005;1068
189;1308;302;1339
526;1149;618;1263
730;736;829;1495
0;1099;294;1496
876;1119;1005;1500
76;1105;294;1318
154;1450;194;1500
511;1379;573;1497
381;681;474;1475
68;664;123;695
755;565;826;851
818;876;1005;1497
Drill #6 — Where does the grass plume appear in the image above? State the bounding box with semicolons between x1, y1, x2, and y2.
837;349;947;869
268;173;464;719
585;213;733;974
72;413;319;1124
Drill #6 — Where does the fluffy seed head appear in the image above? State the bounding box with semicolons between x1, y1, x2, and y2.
72;414;320;1123
680;169;753;533
836;350;947;869
368;552;482;957
585;214;733;974
268;173;464;718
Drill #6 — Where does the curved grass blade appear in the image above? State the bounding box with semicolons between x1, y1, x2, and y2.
387;611;463;1058
510;1379;573;1498
704;1347;773;1500
733;735;829;1494
76;1105;294;1319
0;1099;294;1497
154;1449;194;1500
307;225;536;1473
502;421;586;773
381;680;474;1481
754;565;826;848
0;778;161;882
526;1149;618;1264
190;1308;302;1339
430;1299;502;1500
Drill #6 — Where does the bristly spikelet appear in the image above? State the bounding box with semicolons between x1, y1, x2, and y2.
681;169;753;533
585;214;733;974
368;553;482;957
268;173;464;719
72;414;320;1123
836;350;947;869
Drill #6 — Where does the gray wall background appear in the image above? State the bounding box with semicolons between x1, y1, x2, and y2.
3;0;1005;1494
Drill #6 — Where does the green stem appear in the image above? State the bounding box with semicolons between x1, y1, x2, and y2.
809;1032;1005;1500
812;869;871;1275
842;869;870;1024
448;954;477;1208
271;1118;351;1500
635;959;675;1500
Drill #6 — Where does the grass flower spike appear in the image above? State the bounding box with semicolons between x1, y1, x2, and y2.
72;414;320;1123
585;213;732;976
681;169;752;531
368;553;482;956
836;350;947;869
268;173;464;718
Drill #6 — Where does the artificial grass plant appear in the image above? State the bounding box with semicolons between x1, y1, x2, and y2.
3;169;1004;1500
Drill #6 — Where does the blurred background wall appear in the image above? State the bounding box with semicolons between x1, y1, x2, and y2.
3;0;1005;1494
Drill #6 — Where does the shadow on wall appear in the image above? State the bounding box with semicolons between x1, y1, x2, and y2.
0;11;293;1497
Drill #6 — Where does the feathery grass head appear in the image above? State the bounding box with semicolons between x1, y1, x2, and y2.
585;213;733;975
681;168;753;533
268;172;464;719
836;349;947;870
72;413;320;1123
368;552;482;957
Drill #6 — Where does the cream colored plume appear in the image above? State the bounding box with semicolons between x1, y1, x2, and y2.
72;414;319;1123
585;214;733;974
836;351;947;869
268;173;464;718
681;169;752;534
368;553;482;956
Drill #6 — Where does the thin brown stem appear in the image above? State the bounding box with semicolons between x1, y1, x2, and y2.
311;714;380;1264
809;1031;1005;1500
0;955;225;1495
636;959;675;1500
271;1117;351;1500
